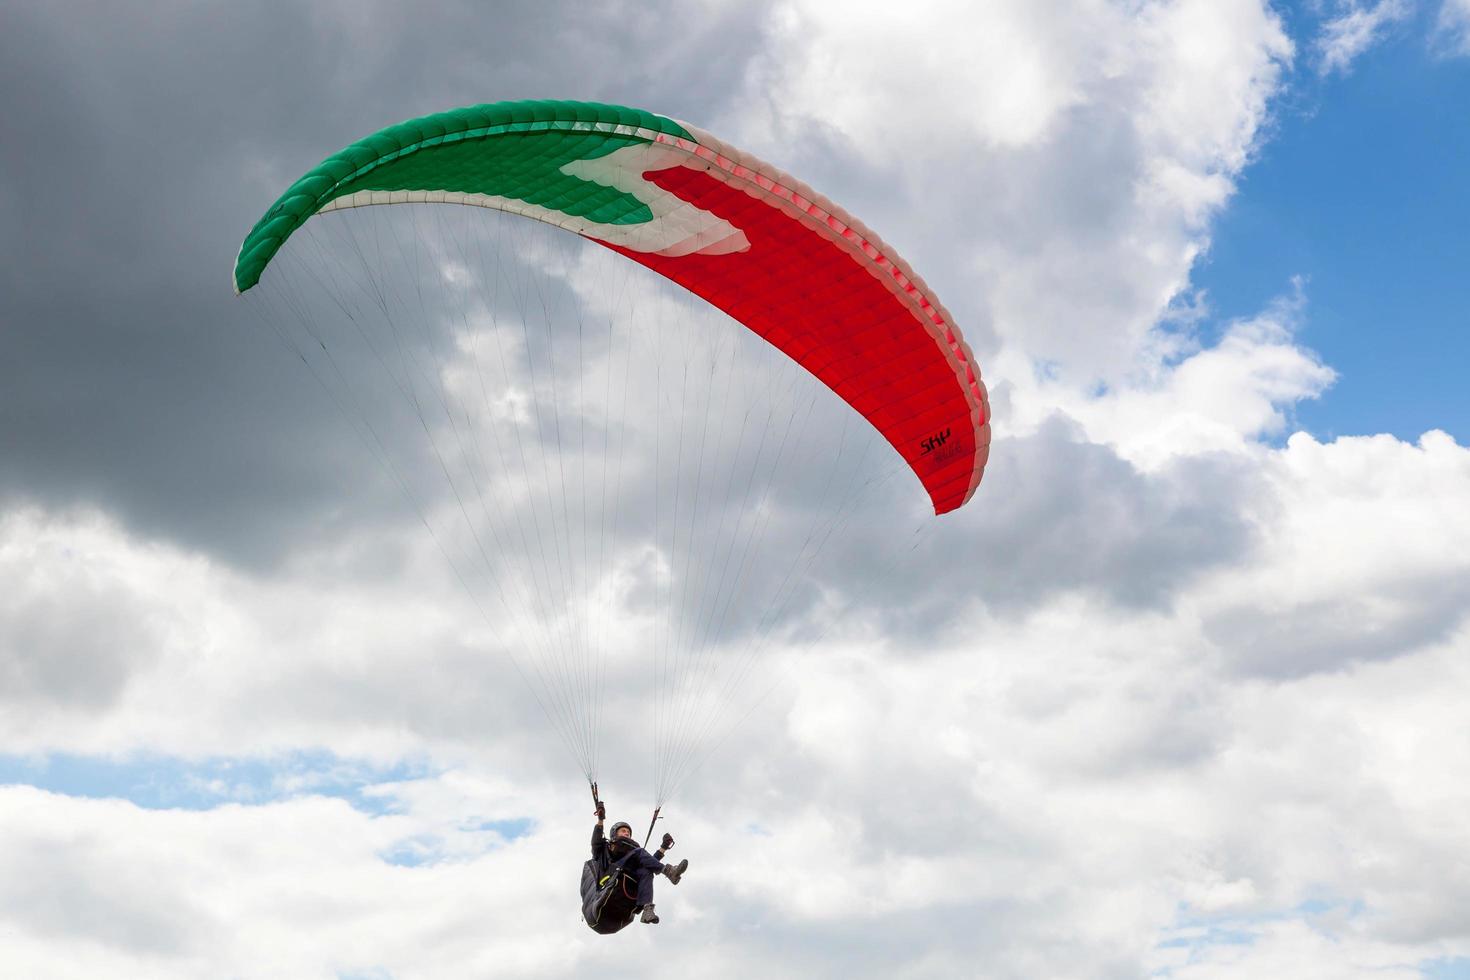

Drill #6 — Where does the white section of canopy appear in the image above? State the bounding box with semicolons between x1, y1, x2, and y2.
316;142;750;259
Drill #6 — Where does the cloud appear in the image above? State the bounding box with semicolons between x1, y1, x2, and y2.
1434;0;1470;54
0;781;594;979
0;0;770;568
0;511;165;712
9;404;1470;975
808;417;1263;630
736;0;1293;381
1199;429;1470;678
1150;918;1437;978
1002;283;1336;469
0;505;559;771
1314;0;1415;76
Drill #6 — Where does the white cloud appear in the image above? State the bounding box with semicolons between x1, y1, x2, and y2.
1315;0;1415;75
7;419;1470;976
751;0;1097;153
1149;918;1435;978
1198;428;1470;677
736;0;1293;380
0;783;595;979
1434;0;1470;54
0;505;557;768
1002;283;1336;470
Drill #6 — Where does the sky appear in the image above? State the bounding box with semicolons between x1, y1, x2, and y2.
2;1;1468;978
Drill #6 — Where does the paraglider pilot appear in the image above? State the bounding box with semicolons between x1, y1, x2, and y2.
590;797;688;925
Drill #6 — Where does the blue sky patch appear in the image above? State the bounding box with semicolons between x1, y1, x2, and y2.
0;750;431;815
1422;957;1470;980
1194;4;1470;443
475;817;534;840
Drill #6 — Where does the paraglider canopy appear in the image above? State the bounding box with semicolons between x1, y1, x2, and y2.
235;99;991;515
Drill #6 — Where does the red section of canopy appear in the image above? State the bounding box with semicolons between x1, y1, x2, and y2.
597;166;980;514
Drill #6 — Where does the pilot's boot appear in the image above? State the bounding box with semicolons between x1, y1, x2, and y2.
662;859;688;885
640;904;660;924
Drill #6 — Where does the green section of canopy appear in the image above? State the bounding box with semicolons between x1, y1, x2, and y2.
234;100;693;293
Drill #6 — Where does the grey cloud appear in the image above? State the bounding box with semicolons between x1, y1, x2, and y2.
0;0;772;570
1205;570;1470;679
256;627;565;769
0;824;209;957
809;414;1265;640
0;561;161;714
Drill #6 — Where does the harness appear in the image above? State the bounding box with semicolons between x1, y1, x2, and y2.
582;842;646;933
597;847;641;897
